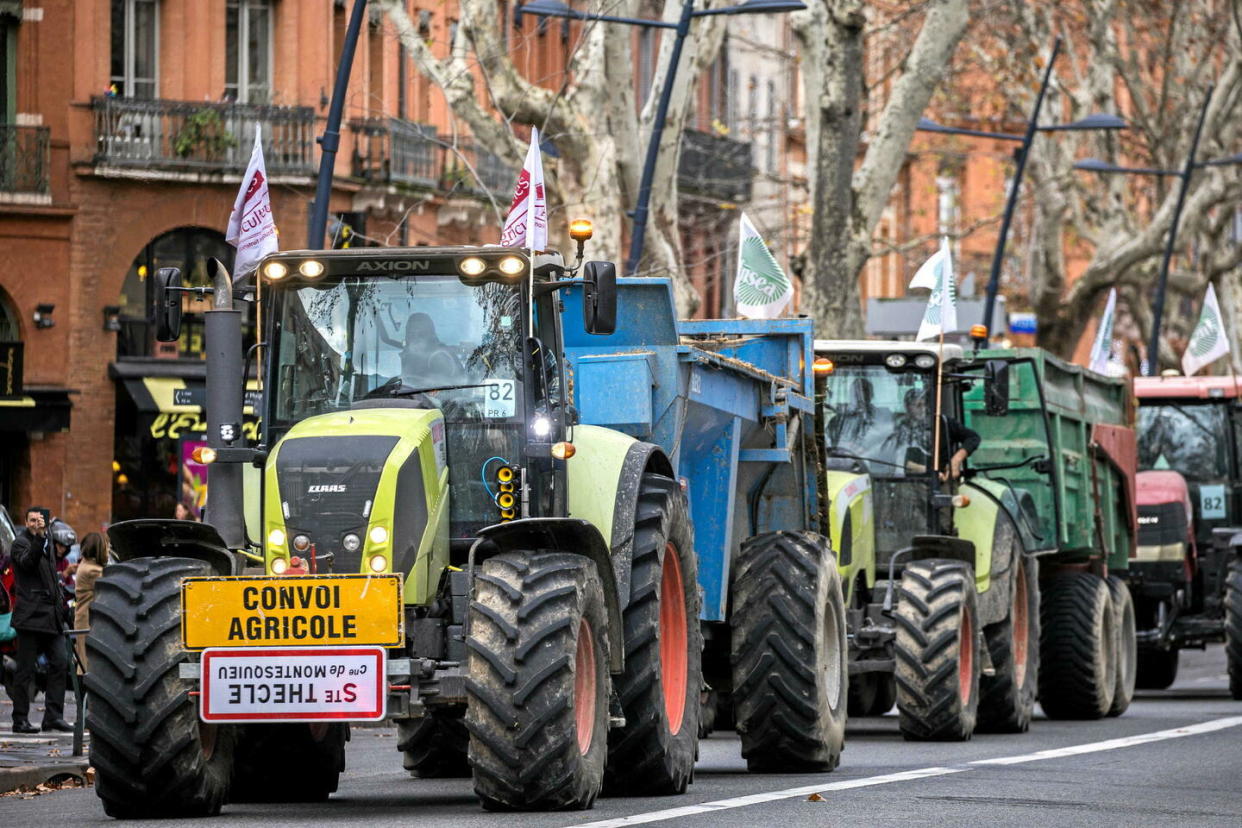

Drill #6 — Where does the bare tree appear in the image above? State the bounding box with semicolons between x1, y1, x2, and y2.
375;0;728;313
793;0;970;338
967;1;1242;365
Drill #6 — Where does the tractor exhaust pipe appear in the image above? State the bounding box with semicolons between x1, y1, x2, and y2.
204;258;247;550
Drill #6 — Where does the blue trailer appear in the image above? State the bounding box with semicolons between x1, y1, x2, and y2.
562;277;848;772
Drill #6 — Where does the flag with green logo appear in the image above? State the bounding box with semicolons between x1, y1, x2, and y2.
915;239;957;341
733;213;792;319
1182;283;1231;376
1088;288;1117;374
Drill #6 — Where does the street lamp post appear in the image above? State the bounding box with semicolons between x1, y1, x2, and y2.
917;37;1126;335
517;0;805;276
1074;85;1241;375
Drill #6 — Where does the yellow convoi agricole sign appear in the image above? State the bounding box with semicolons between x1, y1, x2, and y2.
181;574;404;649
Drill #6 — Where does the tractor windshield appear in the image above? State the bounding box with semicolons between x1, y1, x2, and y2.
271;274;524;430
822;364;934;476
1137;401;1230;481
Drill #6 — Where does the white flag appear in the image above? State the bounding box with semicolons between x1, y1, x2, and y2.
500;127;548;250
915;241;957;341
226;128;278;280
1182;283;1231;376
910;237;951;290
1088;288;1118;374
733;212;793;319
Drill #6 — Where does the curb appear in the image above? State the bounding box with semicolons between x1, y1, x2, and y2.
0;761;90;794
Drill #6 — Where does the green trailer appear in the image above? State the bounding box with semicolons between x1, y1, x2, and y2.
816;341;1137;739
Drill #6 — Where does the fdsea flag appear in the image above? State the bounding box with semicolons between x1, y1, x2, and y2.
1182;283;1231;376
733;212;792;319
1088;288;1118;374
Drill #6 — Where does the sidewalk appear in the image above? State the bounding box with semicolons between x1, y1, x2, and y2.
0;685;91;794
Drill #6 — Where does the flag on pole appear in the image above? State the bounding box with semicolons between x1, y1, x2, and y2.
1088;288;1118;374
910;237;952;291
733;212;793;319
914;241;957;341
1182;283;1231;376
226;128;278;280
500;127;548;250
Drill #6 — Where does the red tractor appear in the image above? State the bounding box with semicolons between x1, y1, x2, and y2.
1133;375;1242;696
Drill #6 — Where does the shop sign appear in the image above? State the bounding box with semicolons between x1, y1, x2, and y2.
0;342;22;396
150;412;260;440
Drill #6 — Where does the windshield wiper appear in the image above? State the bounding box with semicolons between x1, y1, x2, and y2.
826;447;905;469
390;382;492;397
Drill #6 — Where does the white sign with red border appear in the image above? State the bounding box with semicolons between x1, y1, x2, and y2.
200;646;386;723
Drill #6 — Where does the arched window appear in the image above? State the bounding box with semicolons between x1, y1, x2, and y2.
116;227;253;359
0;288;18;341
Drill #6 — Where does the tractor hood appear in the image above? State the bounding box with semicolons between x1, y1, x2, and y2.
263;405;446;579
1136;470;1192;561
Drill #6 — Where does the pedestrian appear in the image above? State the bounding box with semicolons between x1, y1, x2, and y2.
174;500;199;521
9;506;72;733
73;533;106;672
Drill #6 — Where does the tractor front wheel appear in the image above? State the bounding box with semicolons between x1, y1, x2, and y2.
977;554;1040;733
85;558;235;818
466;551;610;811
1226;560;1242;700
1135;649;1179;690
730;531;846;772
894;560;980;741
1106;576;1137;716
398;712;470;778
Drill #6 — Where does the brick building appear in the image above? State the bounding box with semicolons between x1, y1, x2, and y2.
0;0;757;532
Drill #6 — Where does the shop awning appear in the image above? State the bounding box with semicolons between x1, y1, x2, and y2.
120;376;261;416
0;388;73;433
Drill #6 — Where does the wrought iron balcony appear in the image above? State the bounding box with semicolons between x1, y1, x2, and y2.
349;118;440;188
443;141;518;202
91;97;316;176
0;124;51;195
679;128;752;204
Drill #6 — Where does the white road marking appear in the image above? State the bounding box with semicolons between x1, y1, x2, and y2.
568;767;965;828
971;715;1242;766
569;715;1242;828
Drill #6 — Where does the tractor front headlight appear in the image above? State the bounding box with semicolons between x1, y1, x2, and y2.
368;525;389;545
268;528;286;548
368;554;388;573
342;533;361;553
270;556;289;575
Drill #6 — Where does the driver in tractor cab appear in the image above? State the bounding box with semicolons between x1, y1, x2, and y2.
401;311;465;384
889;388;980;480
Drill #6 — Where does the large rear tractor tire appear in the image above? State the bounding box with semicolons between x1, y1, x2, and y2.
1135;649;1179;690
85;557;235;818
398;712;470;778
1226;560;1242;700
466;552;610;811
1038;573;1117;719
1106;576;1137;716
230;723;347;802
605;474;701;794
977;554;1040;733
894;560;980;741
730;531;847;772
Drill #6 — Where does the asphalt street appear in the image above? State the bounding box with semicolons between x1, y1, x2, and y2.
3;645;1240;826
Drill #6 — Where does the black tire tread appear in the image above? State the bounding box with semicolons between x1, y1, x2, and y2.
977;555;1040;733
730;531;846;772
85;557;233;818
894;560;979;741
466;551;608;811
398;712;471;778
1106;575;1136;717
1135;649;1179;690
1038;573;1117;719
605;474;702;794
1225;560;1242;700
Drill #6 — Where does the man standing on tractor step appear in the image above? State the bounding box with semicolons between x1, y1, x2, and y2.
9;506;72;734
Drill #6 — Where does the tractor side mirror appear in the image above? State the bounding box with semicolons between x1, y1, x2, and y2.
582;261;617;336
984;359;1010;416
154;267;183;343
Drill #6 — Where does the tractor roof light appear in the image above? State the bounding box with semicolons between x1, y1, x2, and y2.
885;354;908;368
498;256;526;276
263;261;289;281
459;256;487;277
970;324;988;340
914;354;937;369
813;357;834;375
299;260;325;278
569;219;594;241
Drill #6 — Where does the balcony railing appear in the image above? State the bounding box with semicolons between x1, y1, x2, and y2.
443;141;518;202
91;97;316;176
0;125;51;195
349;118;440;188
679;128;752;204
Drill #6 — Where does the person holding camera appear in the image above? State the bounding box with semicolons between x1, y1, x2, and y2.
9;506;72;733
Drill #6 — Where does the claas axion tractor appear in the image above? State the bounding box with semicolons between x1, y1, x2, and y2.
85;225;848;818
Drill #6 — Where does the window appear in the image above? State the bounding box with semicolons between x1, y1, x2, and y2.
110;0;158;99
1;10;15;124
766;79;777;175
747;75;758;137
226;0;273;104
397;40;408;120
368;18;383;113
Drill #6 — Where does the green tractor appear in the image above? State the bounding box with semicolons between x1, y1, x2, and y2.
815;340;1136;739
85;239;702;816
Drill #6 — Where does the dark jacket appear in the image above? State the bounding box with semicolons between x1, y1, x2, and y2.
10;527;65;634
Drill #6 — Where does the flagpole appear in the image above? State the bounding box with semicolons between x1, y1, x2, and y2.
932;330;945;479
